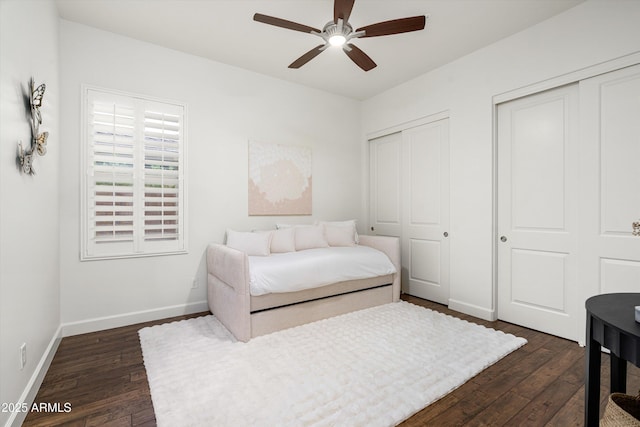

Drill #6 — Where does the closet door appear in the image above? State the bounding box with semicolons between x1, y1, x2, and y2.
369;118;450;304
497;84;580;341
369;132;402;238
579;64;640;301
402;120;450;304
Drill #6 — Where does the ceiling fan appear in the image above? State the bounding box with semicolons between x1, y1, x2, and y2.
253;0;426;71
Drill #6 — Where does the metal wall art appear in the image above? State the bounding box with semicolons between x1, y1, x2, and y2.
17;78;48;175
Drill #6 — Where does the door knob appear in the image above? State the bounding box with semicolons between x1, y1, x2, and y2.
371;226;375;231
633;221;640;236
443;232;448;237
500;236;507;242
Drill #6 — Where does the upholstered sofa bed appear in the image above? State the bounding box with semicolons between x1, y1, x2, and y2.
206;223;401;342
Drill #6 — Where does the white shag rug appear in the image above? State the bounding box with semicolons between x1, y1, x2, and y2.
139;301;526;427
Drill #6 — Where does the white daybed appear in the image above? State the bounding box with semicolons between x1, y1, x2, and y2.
206;225;400;342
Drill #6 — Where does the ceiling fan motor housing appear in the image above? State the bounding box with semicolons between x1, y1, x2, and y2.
323;20;353;40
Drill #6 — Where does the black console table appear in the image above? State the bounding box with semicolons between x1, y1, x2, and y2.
585;293;640;427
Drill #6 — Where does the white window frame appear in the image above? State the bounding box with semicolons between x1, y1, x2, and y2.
81;85;188;260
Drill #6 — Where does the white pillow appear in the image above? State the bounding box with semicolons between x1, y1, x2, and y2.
294;225;329;251
226;229;272;256
270;228;296;253
324;224;357;247
319;220;359;244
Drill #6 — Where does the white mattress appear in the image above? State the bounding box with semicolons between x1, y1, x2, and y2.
248;246;396;296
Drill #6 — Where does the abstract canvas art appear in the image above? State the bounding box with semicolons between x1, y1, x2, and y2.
248;141;312;215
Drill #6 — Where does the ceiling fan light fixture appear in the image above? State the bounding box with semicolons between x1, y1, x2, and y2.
323;19;352;47
329;34;346;46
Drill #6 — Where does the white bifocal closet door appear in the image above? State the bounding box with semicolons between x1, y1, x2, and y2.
369;118;450;304
579;64;640;300
497;84;580;341
402;120;450;304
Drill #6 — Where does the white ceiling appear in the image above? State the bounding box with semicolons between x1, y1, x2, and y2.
55;0;584;100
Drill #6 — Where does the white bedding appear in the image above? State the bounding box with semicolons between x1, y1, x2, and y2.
248;245;396;296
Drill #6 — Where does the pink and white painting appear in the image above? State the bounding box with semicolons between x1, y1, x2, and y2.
248;141;312;215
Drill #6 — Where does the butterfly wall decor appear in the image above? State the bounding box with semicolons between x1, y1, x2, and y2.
31;80;45;125
35;131;48;156
17;78;48;175
18;142;35;175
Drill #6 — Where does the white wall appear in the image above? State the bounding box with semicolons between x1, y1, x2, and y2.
58;21;362;331
0;1;60;426
362;1;640;319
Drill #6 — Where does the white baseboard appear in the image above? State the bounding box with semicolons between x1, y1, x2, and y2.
5;325;62;427
61;300;209;337
448;298;496;321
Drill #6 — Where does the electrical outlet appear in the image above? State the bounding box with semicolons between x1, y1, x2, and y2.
191;277;199;289
19;343;26;370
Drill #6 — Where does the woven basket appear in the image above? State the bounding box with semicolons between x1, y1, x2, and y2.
601;393;640;426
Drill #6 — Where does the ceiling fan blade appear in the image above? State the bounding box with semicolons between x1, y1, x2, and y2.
289;45;326;69
357;15;426;38
334;0;355;24
253;13;320;34
344;43;376;71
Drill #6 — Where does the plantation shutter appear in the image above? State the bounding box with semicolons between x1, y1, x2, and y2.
143;106;181;243
83;87;186;260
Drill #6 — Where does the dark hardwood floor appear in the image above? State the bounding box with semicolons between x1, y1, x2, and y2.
22;295;639;426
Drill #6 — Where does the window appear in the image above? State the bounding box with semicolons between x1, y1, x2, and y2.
81;86;187;260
